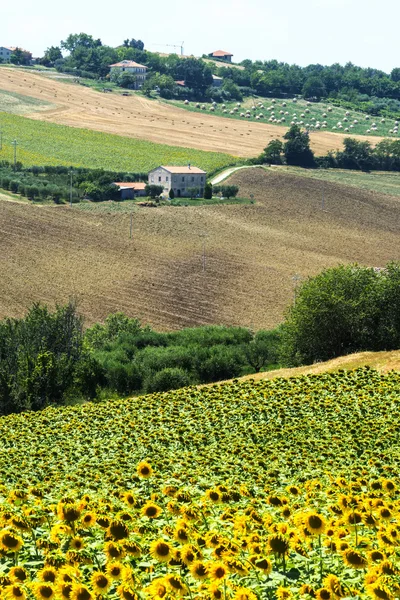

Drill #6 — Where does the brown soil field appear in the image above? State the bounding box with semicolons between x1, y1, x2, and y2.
1;167;400;331
0;67;384;157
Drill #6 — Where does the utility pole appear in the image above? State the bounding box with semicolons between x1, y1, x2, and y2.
11;139;17;170
69;167;73;207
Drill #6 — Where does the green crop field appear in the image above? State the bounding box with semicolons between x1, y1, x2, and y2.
278;166;400;197
0;368;399;600
166;96;400;138
0;112;240;173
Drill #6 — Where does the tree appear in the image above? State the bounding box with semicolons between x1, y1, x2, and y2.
10;48;32;66
187;187;199;199
128;39;144;51
280;265;381;366
204;183;212;199
61;33;102;53
263;139;284;164
40;46;63;67
302;76;326;100
110;71;137;89
335;138;374;171
169;188;175;199
391;68;400;82
145;184;164;198
242;330;280;372
283;125;315;167
220;185;239;198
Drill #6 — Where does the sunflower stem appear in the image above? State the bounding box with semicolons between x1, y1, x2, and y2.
318;534;323;585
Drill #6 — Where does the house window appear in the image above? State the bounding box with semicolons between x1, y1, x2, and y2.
182;177;185;182
122;68;125;72
166;176;169;182
158;177;161;182
201;176;204;182
191;176;194;182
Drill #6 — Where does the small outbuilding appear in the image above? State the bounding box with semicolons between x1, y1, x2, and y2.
113;182;147;199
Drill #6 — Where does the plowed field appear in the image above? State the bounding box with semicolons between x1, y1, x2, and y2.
1;167;400;330
0;67;384;157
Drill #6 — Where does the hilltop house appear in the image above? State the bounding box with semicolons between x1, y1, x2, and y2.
208;50;233;62
148;165;206;197
109;60;148;89
0;47;12;61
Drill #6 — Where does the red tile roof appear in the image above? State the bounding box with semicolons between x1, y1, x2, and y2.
210;50;233;57
154;166;206;174
109;61;147;69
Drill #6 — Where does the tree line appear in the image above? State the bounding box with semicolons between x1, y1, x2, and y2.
258;125;400;171
0;304;280;415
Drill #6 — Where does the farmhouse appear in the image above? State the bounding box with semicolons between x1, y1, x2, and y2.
208;50;233;62
109;60;148;89
148;165;206;197
113;182;146;199
0;47;12;61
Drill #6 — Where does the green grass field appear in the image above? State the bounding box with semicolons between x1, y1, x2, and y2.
281;165;400;197
0;90;55;115
165;96;400;138
0;112;240;173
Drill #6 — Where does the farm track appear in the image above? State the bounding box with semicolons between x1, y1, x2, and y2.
2;168;400;330
0;68;385;157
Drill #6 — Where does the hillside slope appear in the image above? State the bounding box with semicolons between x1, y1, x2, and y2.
1;167;400;330
0;67;385;157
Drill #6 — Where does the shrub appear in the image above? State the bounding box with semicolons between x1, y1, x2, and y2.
9;180;20;193
143;367;192;393
169;188;175;199
204;183;212;199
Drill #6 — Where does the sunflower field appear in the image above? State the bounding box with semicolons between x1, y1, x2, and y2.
0;367;399;600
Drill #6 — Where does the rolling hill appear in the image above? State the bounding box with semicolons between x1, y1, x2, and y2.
0;67;386;158
1;167;400;330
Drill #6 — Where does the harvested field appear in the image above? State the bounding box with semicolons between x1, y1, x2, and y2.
0;67;384;157
1;167;400;330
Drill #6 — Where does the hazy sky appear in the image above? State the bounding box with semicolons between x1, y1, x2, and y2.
2;0;399;73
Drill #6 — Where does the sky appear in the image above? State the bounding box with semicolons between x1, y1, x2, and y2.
1;0;399;73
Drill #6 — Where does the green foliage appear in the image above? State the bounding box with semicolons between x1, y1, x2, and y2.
203;183;212;199
302;76;327;100
263;139;284;164
0;301;98;414
283;125;315;167
168;187;175;199
280;263;400;366
143;367;192;393
213;185;239;198
145;184;164;198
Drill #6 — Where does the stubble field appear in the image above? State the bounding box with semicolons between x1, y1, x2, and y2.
0;67;385;157
1;167;400;331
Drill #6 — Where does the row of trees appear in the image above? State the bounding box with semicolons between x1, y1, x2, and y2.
0;305;280;415
259;125;400;171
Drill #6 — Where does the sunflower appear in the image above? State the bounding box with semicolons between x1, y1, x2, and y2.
267;534;289;556
136;461;153;479
142;502;162;519
57;504;81;523
117;585;139;600
205;490;221;504
208;584;223;600
226;558;248;576
106;562;124;581
276;587;292;600
56;584;72;600
69;537;85;551
123;540;141;558
149;539;173;563
8;568;29;584
69;585;94;600
31;584;55;600
108;520;129;541
91;572;112;595
181;544;200;565
104;541;126;561
0;530;23;553
233;587;257;600
342;548;368;569
165;575;187;597
304;512;326;535
144;578;168;599
315;589;331;600
81;513;96;528
252;556;272;575
37;568;58;584
189;561;209;581
209;562;228;582
366;581;394;600
4;584;26;600
299;584;316;597
323;575;345;598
